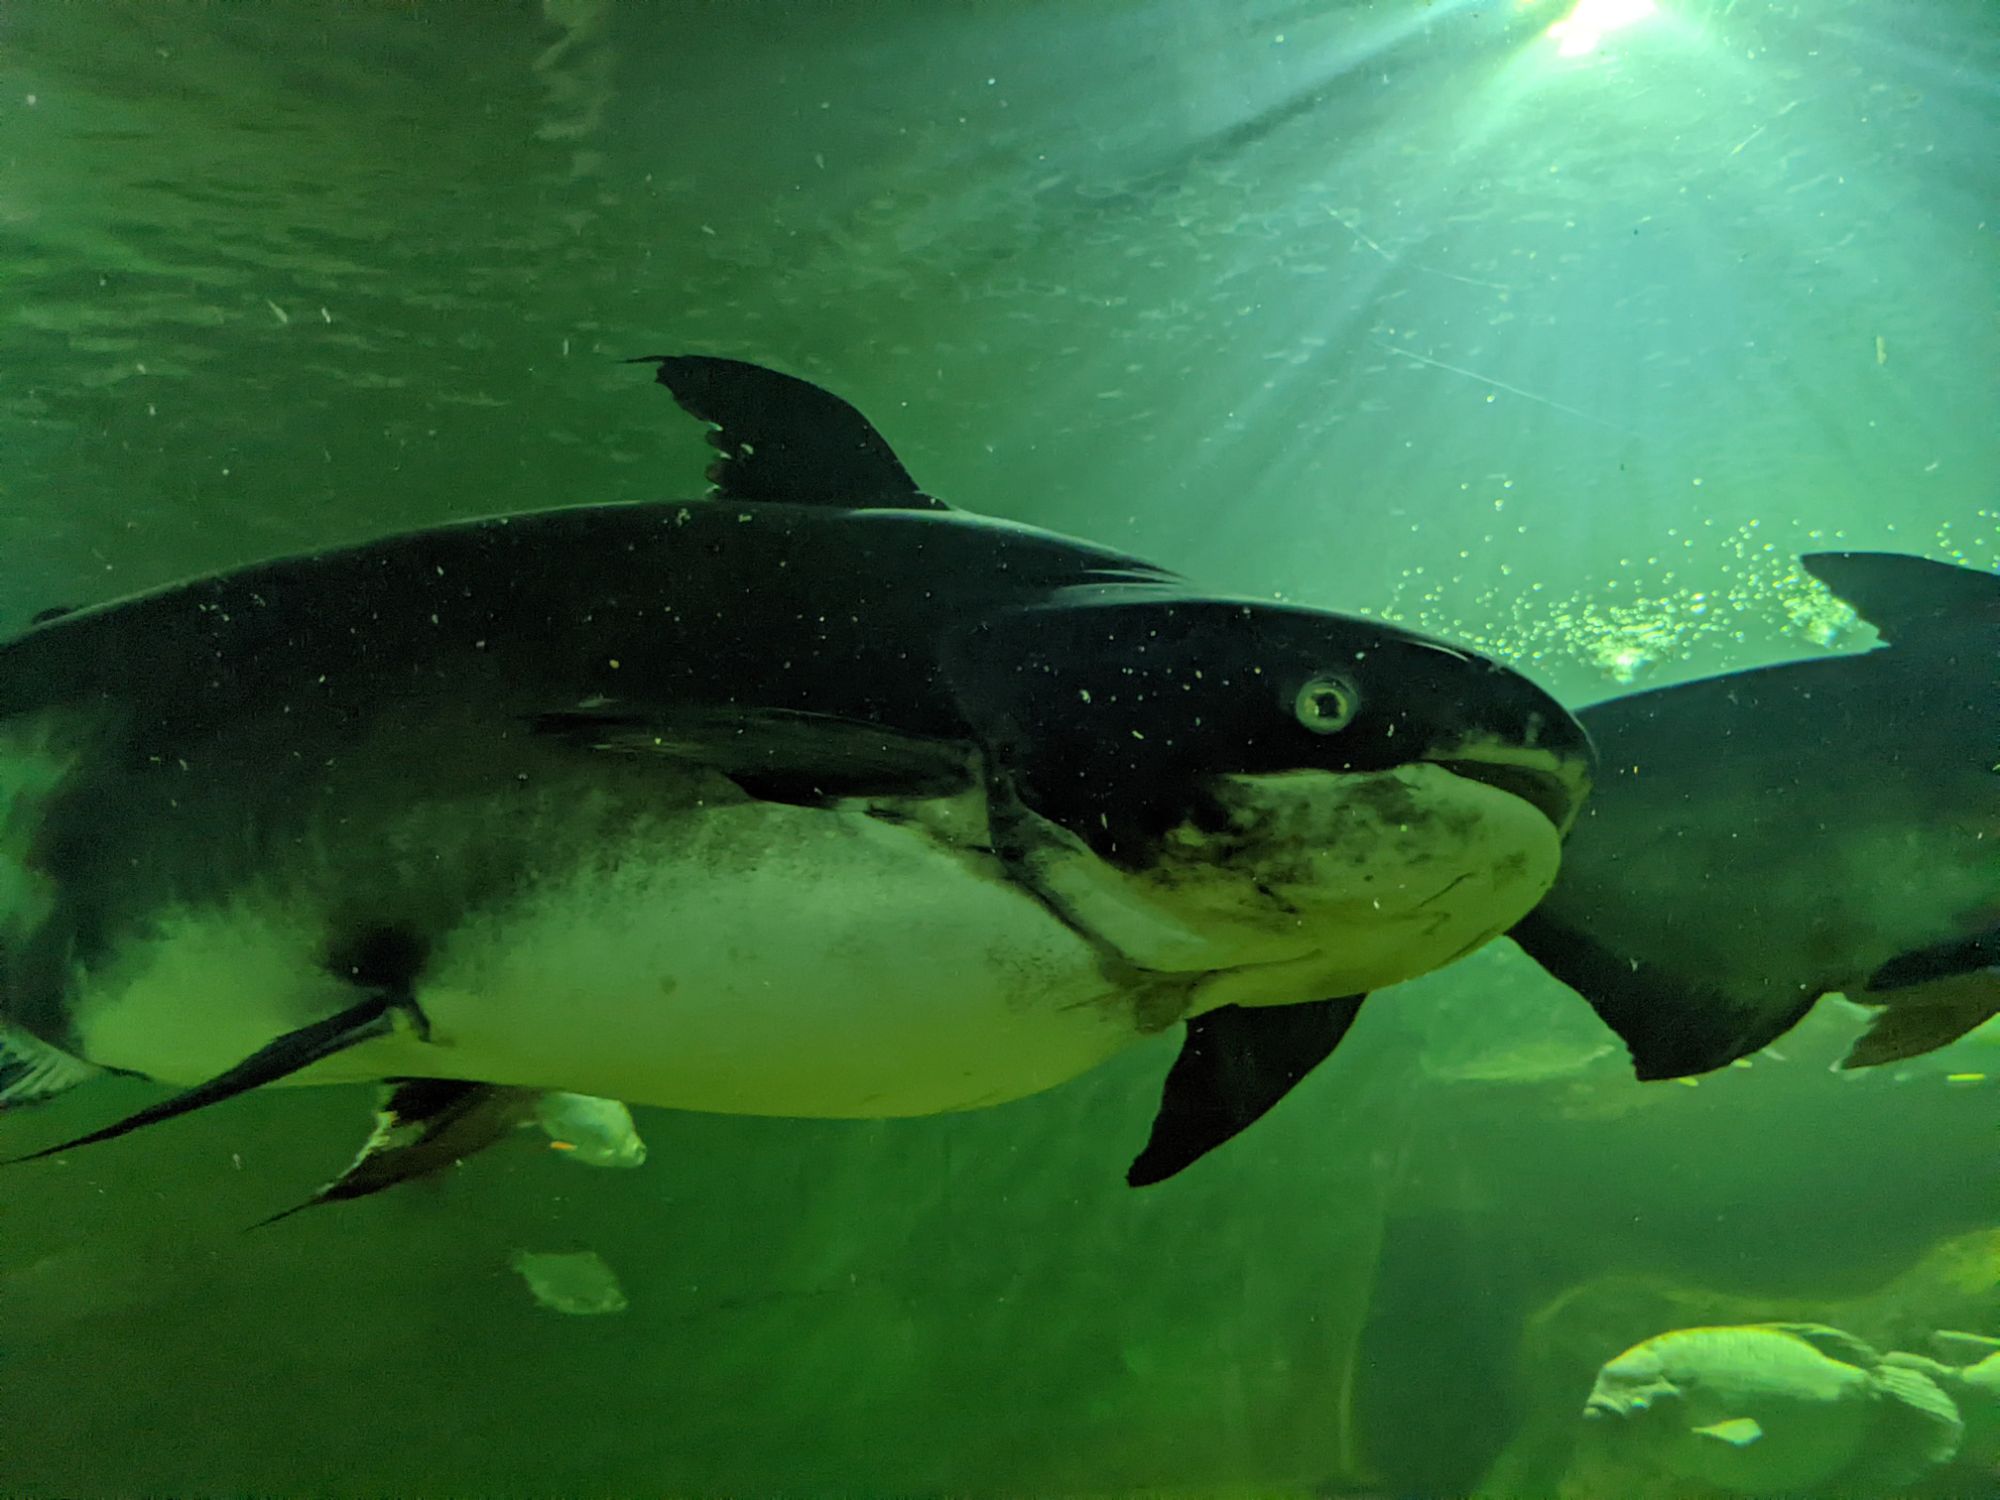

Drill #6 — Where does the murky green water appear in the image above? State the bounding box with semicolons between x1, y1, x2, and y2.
2;3;1995;1495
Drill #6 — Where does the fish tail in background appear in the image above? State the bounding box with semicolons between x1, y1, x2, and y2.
1507;910;1816;1079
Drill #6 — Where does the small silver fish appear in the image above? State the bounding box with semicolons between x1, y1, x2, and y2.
532;1092;647;1168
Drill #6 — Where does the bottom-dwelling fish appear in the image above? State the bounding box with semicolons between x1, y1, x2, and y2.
1583;1322;1963;1496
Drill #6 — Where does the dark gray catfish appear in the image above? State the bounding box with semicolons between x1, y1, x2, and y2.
1513;552;1999;1078
0;356;1592;1213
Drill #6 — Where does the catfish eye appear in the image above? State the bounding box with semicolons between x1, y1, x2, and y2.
1294;675;1359;734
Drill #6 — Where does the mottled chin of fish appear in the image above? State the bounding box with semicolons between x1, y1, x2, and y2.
1433;756;1588;833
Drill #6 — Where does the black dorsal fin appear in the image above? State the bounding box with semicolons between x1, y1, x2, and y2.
633;354;948;511
1801;552;1999;645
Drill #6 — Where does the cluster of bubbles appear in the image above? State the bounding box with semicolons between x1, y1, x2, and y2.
1369;510;1996;688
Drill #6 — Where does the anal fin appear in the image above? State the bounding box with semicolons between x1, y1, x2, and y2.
2;994;403;1166
257;1080;541;1227
1127;996;1365;1187
1842;973;2000;1069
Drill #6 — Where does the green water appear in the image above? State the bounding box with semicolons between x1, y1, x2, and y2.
2;2;1996;1495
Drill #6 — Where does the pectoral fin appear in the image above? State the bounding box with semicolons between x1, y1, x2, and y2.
1126;997;1365;1187
1511;912;1818;1078
1692;1418;1763;1448
3;993;406;1166
529;704;975;806
257;1080;542;1227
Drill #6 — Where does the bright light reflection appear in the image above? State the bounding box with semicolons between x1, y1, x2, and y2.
1546;0;1657;58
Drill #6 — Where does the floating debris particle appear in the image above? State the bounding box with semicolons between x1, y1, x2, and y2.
510;1249;628;1316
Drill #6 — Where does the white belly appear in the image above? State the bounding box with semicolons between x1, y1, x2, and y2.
73;799;1145;1117
65;759;1561;1122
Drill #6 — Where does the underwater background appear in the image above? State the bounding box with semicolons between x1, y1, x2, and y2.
1;1;1995;1495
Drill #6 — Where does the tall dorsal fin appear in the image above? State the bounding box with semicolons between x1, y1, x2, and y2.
1801;552;1999;644
633;354;948;511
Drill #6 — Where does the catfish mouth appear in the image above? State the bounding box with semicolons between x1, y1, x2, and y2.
1433;754;1588;833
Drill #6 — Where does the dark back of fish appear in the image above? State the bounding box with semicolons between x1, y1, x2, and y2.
0;501;1164;1039
1513;552;2000;1077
